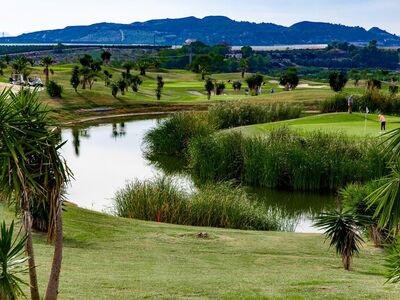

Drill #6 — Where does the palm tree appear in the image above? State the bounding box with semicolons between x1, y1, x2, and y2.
239;59;249;78
0;221;28;300
199;65;209;80
41;56;55;85
0;89;71;300
11;55;30;80
101;50;112;65
136;60;149;76
205;78;214;100
314;209;368;270
156;76;164;100
122;61;135;74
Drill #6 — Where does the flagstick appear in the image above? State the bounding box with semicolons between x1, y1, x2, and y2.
364;107;369;135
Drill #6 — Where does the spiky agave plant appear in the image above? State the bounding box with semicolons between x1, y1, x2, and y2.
385;241;400;283
0;221;28;300
314;209;369;270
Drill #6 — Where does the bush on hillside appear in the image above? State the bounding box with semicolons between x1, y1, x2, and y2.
46;80;62;98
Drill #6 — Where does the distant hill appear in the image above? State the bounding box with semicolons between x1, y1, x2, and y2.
1;16;400;46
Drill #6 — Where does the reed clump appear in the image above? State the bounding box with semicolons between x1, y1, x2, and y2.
208;101;303;129
189;128;387;191
144;112;214;157
113;177;282;231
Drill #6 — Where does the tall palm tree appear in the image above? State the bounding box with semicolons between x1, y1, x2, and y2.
0;88;71;300
41;56;55;85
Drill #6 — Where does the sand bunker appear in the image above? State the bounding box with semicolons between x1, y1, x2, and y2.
0;82;21;93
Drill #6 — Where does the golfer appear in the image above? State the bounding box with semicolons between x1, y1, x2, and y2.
348;95;353;114
379;114;386;131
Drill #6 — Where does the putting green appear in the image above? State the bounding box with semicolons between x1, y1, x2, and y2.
235;112;400;137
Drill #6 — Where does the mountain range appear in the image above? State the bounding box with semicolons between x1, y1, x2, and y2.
1;16;400;46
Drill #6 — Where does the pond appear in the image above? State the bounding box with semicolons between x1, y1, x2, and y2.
61;116;336;233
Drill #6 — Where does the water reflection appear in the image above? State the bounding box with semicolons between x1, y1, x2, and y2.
246;188;337;232
72;128;90;156
61;116;336;233
112;122;127;139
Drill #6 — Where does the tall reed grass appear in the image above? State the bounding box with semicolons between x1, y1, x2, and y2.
208;101;303;129
113;177;282;231
145;103;303;159
320;91;400;113
144;112;214;157
189;128;387;191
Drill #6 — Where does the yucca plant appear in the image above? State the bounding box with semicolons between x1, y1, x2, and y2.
0;221;28;300
314;209;369;270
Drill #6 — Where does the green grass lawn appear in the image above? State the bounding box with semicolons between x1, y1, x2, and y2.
1;203;399;299
235;113;400;137
0;64;362;122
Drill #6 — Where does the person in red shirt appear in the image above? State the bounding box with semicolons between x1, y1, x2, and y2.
379;114;386;131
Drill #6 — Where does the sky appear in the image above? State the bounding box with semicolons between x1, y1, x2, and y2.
1;0;399;36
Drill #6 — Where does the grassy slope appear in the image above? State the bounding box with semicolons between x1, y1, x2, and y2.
0;65;346;121
235;113;400;137
1;203;399;299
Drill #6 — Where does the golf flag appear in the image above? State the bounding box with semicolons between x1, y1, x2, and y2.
366;107;369;114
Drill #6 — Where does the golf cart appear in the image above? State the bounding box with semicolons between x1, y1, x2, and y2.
9;74;25;85
27;75;43;87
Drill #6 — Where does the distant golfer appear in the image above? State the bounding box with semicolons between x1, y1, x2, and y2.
379;114;386;131
348;95;353;114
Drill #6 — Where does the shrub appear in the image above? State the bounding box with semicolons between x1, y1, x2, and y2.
144;112;214;157
113;178;281;231
328;71;348;92
389;85;399;95
46;80;62;98
279;68;299;90
208;101;303;129
215;82;226;95
246;74;264;95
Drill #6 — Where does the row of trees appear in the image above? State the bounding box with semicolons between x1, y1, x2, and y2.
0;54;55;85
328;70;399;94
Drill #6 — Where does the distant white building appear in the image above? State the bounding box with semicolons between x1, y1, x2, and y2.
225;53;243;60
